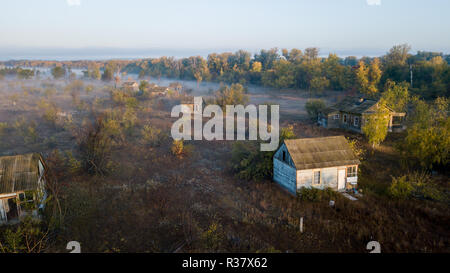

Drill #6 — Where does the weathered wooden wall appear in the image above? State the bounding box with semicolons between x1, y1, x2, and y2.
273;158;297;194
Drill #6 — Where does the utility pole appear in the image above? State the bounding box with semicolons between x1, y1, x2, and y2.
299;217;304;233
410;64;413;88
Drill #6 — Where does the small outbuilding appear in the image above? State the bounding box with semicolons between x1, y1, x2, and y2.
273;136;360;195
169;82;183;92
122;81;139;92
318;96;406;133
0;153;48;224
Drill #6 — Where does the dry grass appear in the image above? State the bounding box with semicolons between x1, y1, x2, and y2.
0;77;448;253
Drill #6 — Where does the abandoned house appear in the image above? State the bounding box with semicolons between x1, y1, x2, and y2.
318;96;406;133
273;136;361;195
180;97;206;113
122;81;139;92
169;82;183;92
0;153;47;224
152;86;171;96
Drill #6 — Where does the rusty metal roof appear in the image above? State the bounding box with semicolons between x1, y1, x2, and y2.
284;136;360;170
0;153;42;194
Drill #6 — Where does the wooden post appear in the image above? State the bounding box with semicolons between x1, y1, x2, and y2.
300;217;304;233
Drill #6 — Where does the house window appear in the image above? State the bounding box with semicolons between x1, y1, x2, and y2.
354;117;359;127
282;151;286;162
343;114;347;123
314;171;321;184
347;166;357;177
19;193;26;202
333;114;340;120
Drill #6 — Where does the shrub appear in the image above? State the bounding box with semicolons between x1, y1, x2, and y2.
347;138;364;160
0;122;7;137
388;176;413;199
214;83;249;108
0;216;49;253
141;125;165;146
388;172;446;201
305;99;325;120
13;117;38;144
200;222;224;252
230;126;296;181
51;66;66;79
85;85;94;94
297;187;337;202
171;140;184;157
38;99;59;126
171;140;193;158
76;117;114;176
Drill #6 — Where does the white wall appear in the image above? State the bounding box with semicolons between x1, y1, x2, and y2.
297;167;338;190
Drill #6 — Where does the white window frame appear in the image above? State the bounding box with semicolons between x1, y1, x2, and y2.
354;116;359;127
313;171;321;184
347;166;357;177
333;114;340;120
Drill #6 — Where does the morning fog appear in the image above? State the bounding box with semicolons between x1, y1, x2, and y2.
171;97;279;151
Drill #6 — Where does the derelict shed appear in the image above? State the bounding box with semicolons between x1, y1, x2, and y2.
0;153;47;224
273;136;360;195
0;154;42;193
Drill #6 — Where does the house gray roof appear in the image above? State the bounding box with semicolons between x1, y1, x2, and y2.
123;81;138;87
169;82;182;88
323;96;379;115
0;153;43;194
283;136;360;170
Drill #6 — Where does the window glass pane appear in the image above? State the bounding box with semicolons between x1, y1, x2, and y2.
314;171;320;184
347;166;357;177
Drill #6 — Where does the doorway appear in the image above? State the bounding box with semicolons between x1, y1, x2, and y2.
6;198;19;221
338;169;346;191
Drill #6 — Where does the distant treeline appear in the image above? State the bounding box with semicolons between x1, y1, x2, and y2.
121;45;449;99
2;44;449;99
0;67;35;79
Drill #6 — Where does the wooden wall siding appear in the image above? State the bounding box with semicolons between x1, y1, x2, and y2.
297;167;338;190
273;158;297;194
273;143;295;168
327;115;340;128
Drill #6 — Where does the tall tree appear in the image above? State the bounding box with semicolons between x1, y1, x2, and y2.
355;61;370;94
382;80;409;112
362;100;390;147
384;44;411;67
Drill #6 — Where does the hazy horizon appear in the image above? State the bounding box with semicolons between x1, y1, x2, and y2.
0;45;448;62
1;0;449;61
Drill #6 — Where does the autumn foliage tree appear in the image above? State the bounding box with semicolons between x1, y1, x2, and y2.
362;100;390;148
399;97;449;170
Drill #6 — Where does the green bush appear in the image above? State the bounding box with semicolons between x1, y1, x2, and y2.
230;126;296;181
305;99;325;120
388;176;414;199
388;172;445;201
0;216;49;253
297;187;337;202
141;125;166;146
0;122;7;138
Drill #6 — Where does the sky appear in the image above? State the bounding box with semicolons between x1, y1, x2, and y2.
0;0;449;60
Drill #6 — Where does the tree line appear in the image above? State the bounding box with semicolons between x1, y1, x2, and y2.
2;44;449;100
119;44;449;100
